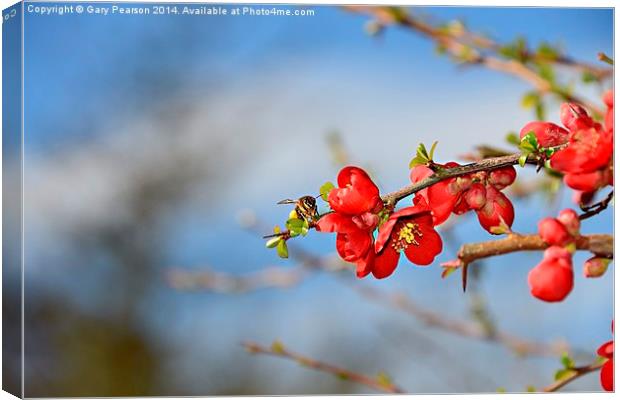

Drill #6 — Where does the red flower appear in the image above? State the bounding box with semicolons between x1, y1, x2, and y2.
583;257;611;278
557;209;580;236
475;186;514;233
527;247;574;302
520;121;570;147
538;217;572;247
410;164;516;234
598;322;614;391
317;166;383;278
363;197;443;279
560;103;596;132
327;166;382;215
551;127;613;175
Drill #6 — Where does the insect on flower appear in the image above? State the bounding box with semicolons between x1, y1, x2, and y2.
277;195;320;225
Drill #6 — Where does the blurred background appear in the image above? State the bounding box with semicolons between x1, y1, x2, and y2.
5;3;614;396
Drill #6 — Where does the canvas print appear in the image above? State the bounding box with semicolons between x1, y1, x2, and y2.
1;2;615;397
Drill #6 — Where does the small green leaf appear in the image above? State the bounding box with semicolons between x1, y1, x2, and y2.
428;141;439;160
441;267;458;279
274;225;281;234
271;340;285;353
506;132;521;146
561;352;575;369
526;385;536;392
521;92;539;109
518;154;528;167
286;218;305;236
265;237;282;248
581;71;598;84
320;181;335;202
417;142;429;159
496;387;506;393
376;372;393;387
409;155;428;168
535;102;546;120
554;368;574;381
276;240;289;259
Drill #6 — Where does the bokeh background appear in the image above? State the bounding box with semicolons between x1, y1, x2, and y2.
4;3;615;396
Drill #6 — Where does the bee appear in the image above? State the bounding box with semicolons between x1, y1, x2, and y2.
277;195;320;224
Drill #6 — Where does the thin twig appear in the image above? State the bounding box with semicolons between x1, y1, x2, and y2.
343;6;606;116
579;191;614;221
351;285;585;358
242;341;404;394
541;361;604;392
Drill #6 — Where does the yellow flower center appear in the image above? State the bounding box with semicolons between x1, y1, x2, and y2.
392;222;423;252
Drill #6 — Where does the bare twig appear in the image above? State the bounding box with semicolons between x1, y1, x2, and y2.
542;361;604;392
343;6;607;116
579;191;614;221
242;341;404;394
352;285;583;358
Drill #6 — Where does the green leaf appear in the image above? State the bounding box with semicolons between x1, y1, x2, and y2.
271;340;285;353
538;64;555;84
536;42;559;60
505;132;520;146
409;154;428;168
428;141;439;160
519;132;539;153
265;237;282;248
535;102;546;120
521;92;539;109
554;368;574;381
518;154;528;167
417;142;429;159
581;71;598;84
276;240;289;259
526;385;536;392
286;218;305;237
496;387;506;393
319;181;335;202
561;352;575;369
376;372;393;387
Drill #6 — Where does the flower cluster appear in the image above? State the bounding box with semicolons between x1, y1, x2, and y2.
528;209;581;302
520;92;614;201
317;166;442;279
597;321;614;392
410;163;516;234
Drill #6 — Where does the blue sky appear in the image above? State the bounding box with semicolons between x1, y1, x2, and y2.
14;4;615;394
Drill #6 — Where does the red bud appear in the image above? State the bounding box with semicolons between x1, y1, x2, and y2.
538;217;572;247
560;102;594;131
556;209;580;237
519;121;570;147
488;167;517;190
528;246;574;302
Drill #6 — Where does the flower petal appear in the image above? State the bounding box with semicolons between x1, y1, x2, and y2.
336;231;372;262
403;216;443;265
371;246;400;279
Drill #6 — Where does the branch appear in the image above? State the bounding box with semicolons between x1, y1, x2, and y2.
343;6;607;116
542;361;604;392
451;234;613;267
242;341;404;394
352;285;583;358
579;190;614;221
381;150;552;206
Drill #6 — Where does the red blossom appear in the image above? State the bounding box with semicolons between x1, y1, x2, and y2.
475;186;514;233
598;322;614;391
317;166;383;278
551;127;613;175
327;166;383;215
410;164;516;234
527;246;574;302
362;196;442;279
538;217;572;247
560;102;596;132
556;208;580;236
519;121;570;147
583;257;611;278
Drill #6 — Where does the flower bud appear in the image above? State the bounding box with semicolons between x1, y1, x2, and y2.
519;121;570;147
475;186;514;234
556;209;580;237
583;257;611;278
488;167;517;190
563;170;605;192
463;183;486;210
538;217;572;246
528;247;574;302
560;102;594;131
